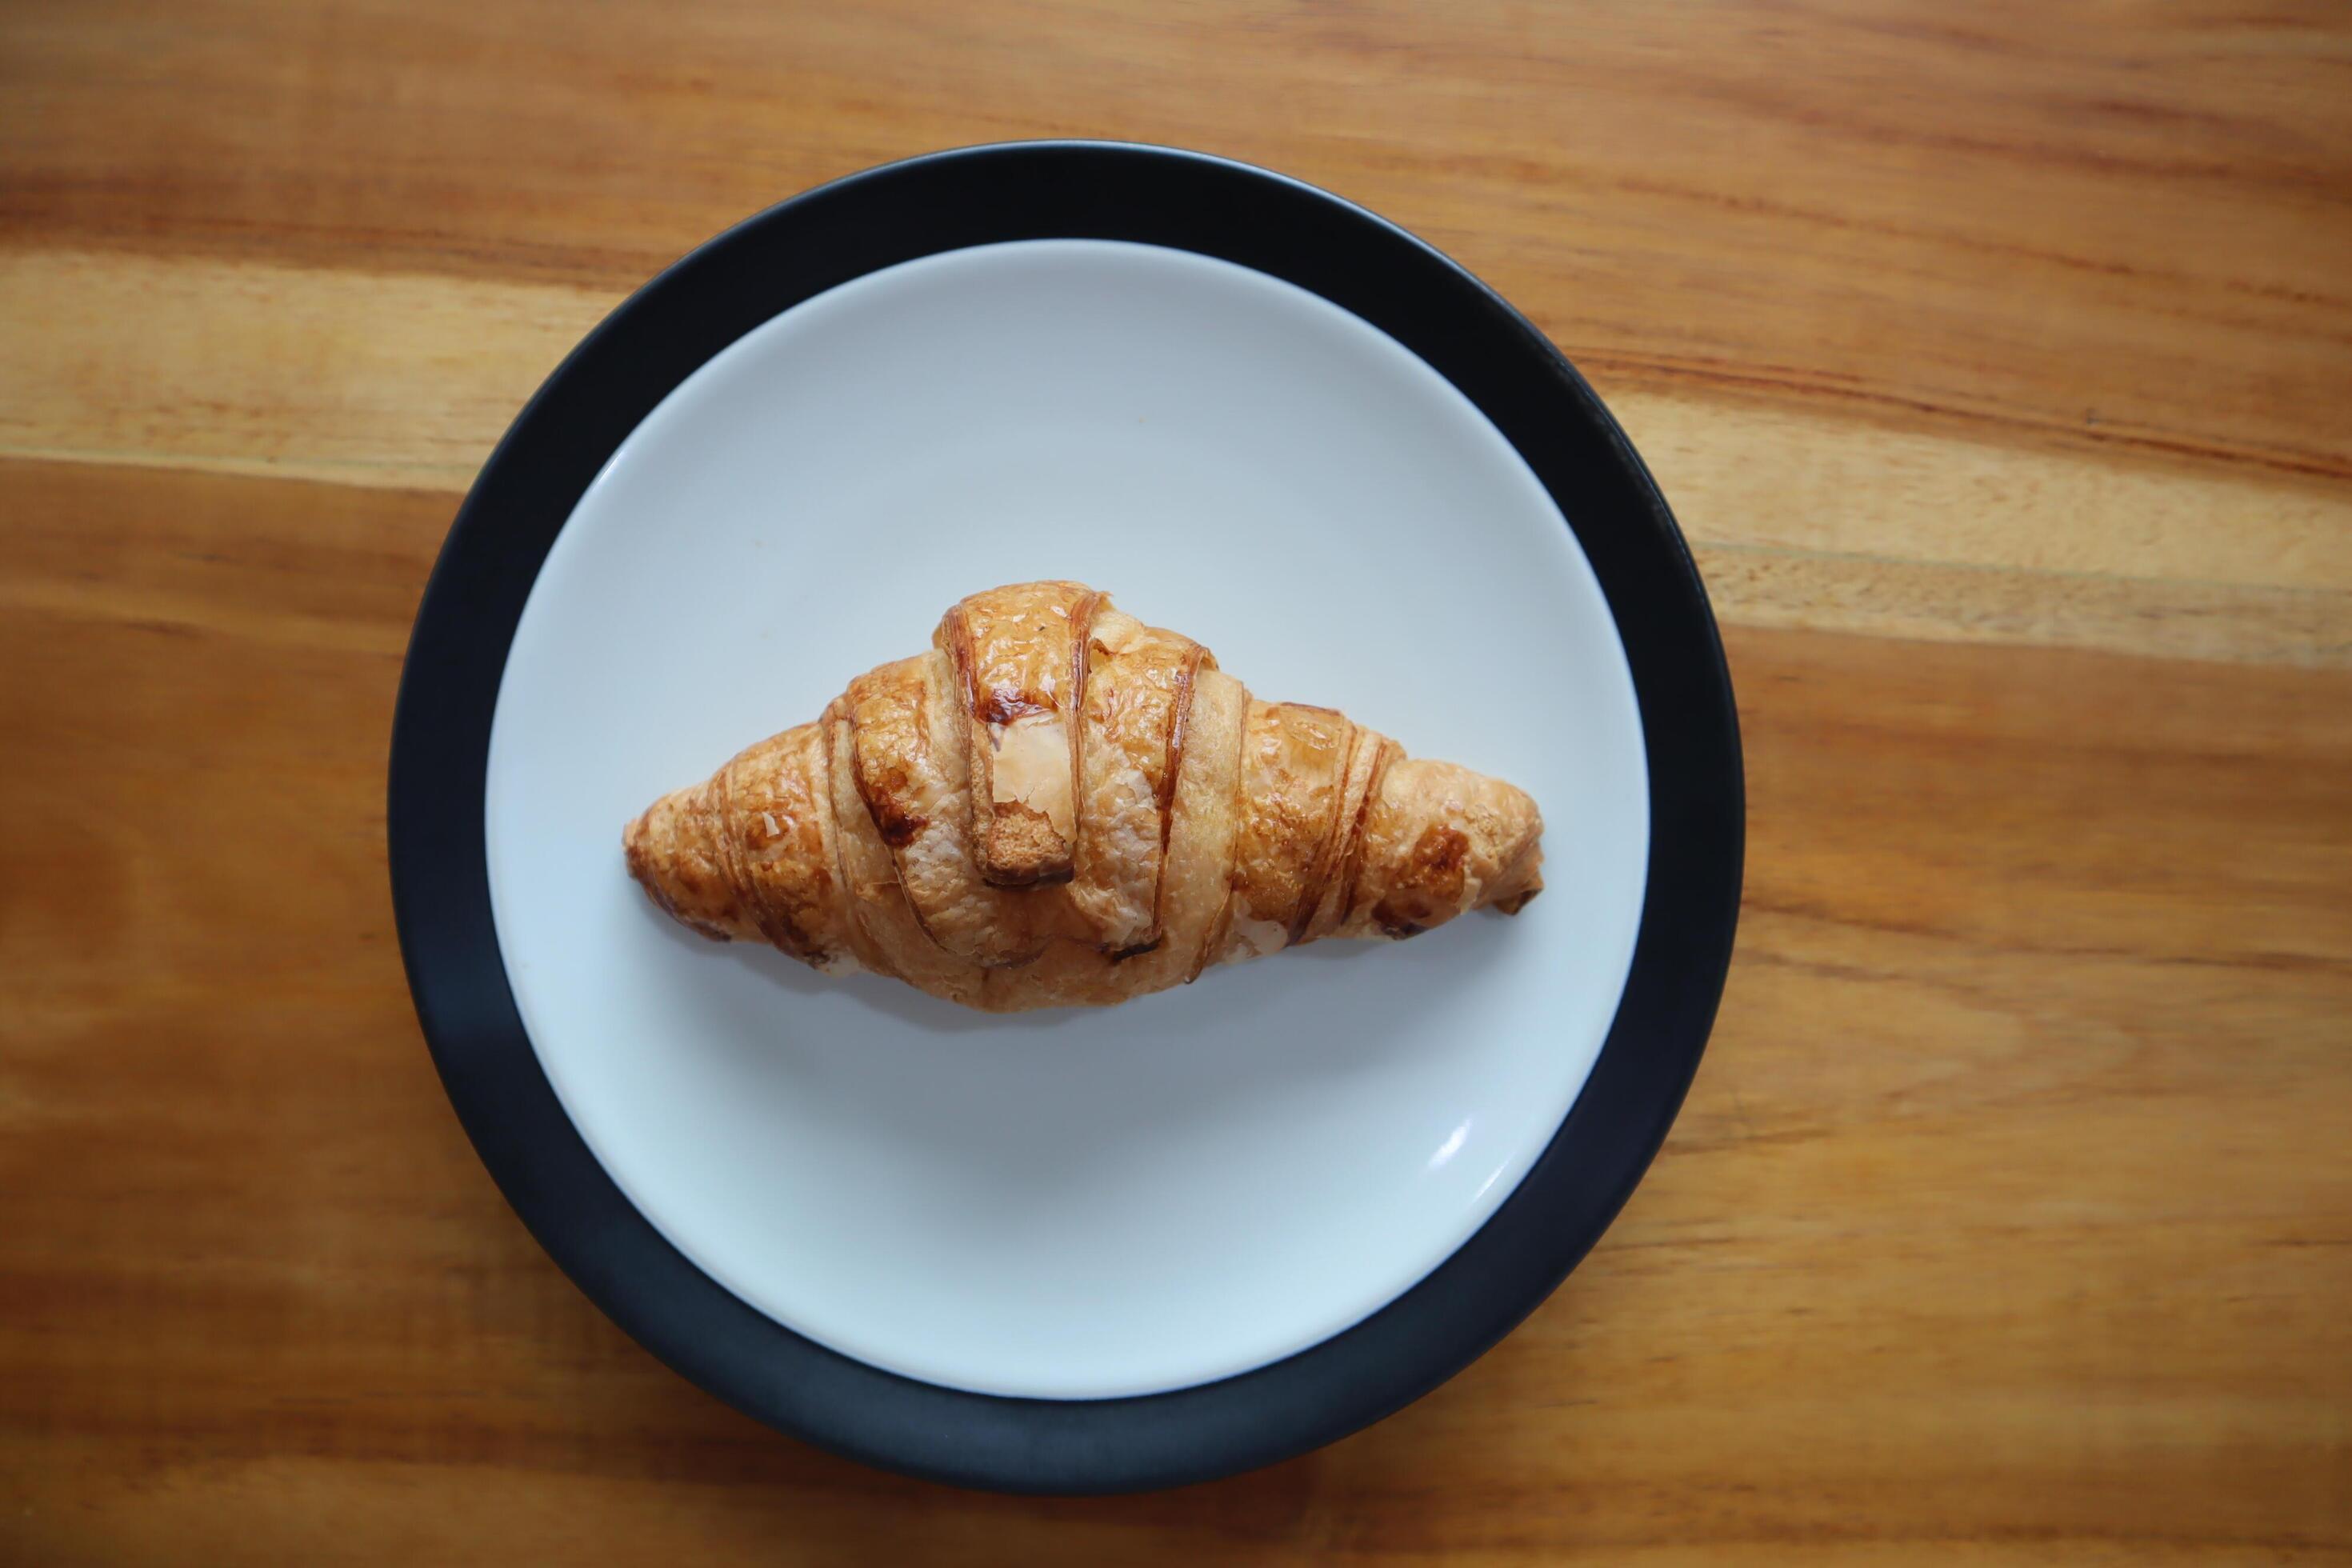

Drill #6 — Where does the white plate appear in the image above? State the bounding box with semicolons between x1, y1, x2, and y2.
483;239;1648;1398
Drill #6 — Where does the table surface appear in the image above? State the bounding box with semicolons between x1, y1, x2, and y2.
4;2;2349;1561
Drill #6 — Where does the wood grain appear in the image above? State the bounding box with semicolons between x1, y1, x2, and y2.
7;249;2348;665
2;1;2349;1561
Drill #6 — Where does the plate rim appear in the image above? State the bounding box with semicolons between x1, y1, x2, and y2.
388;139;1744;1494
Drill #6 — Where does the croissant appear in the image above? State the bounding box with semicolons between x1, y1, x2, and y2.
623;582;1544;1012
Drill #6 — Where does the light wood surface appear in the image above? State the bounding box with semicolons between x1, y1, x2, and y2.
3;2;2348;1561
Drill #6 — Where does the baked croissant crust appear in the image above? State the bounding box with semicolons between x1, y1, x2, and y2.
624;582;1543;1012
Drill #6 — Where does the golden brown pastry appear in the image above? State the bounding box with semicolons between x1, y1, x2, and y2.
624;582;1543;1012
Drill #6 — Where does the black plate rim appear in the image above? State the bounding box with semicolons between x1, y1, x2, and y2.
387;139;1743;1495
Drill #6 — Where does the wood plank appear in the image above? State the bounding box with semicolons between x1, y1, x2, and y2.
0;251;589;490
6;0;2350;482
5;0;2350;1553
5;252;2348;665
3;459;2345;1561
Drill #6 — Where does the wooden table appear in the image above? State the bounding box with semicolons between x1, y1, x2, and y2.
5;2;2347;1560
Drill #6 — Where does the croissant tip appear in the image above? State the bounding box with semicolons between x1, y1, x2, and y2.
622;796;738;942
1491;882;1542;916
1485;834;1545;917
621;810;658;893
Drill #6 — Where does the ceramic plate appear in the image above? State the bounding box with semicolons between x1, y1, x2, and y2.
390;142;1741;1493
